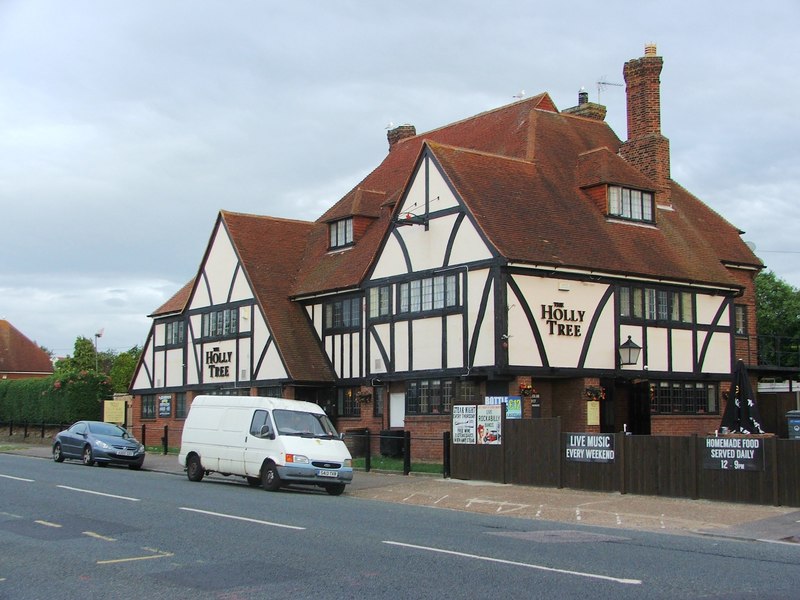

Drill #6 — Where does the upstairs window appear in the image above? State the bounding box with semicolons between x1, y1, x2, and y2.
734;305;748;336
324;297;362;331
620;285;693;323
398;274;459;315
201;308;239;338
329;218;353;249
165;320;184;346
608;186;654;223
368;285;391;319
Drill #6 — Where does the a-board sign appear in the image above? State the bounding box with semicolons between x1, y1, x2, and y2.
564;433;615;463
702;436;765;471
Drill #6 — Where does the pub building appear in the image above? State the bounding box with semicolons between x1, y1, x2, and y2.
130;45;761;457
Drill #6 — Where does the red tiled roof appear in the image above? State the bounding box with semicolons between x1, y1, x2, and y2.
220;211;335;382
150;278;195;317
0;320;53;375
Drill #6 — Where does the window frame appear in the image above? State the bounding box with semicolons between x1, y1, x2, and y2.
619;285;694;324
329;217;354;249
734;304;748;336
201;308;239;339
608;185;655;224
650;381;719;415
324;296;362;332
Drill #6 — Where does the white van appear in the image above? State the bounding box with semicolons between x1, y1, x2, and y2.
178;396;353;496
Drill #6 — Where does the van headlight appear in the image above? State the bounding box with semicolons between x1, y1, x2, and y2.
285;454;309;464
344;459;352;468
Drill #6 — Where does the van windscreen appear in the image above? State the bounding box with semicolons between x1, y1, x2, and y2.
273;409;338;438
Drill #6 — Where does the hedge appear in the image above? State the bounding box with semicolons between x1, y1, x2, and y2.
0;370;113;424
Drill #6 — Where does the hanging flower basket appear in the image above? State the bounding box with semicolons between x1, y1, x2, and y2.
355;387;372;404
585;386;606;401
519;384;534;397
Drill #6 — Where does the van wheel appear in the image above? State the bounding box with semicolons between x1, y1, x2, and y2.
326;483;346;496
186;455;204;482
261;463;282;491
246;476;261;487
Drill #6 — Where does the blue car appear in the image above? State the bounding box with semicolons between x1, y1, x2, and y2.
53;421;146;470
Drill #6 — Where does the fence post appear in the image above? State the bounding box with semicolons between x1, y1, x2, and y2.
8;420;12;436
617;431;626;495
443;431;451;479
41;421;46;439
403;430;411;475
690;434;699;500
162;425;169;455
364;429;371;472
770;437;780;507
23;422;29;439
556;416;563;489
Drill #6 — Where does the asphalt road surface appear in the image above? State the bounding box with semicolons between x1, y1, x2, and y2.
1;453;799;599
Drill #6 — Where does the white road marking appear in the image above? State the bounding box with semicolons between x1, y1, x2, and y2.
0;474;34;482
83;531;116;542
35;520;62;528
383;540;642;585
97;548;173;565
57;485;140;502
179;507;305;530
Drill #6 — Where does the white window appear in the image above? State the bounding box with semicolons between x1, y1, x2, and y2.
329;218;354;249
608;186;655;223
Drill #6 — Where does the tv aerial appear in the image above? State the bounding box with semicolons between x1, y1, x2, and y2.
596;76;623;100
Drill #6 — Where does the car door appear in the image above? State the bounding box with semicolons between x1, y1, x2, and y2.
62;422;86;457
244;409;278;477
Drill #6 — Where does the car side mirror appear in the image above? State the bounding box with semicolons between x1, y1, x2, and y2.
260;425;275;440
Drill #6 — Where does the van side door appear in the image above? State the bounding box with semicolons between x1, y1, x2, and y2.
244;409;278;477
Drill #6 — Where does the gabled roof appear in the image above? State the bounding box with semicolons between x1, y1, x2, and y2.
292;93;573;296
427;127;757;287
0;320;53;375
150;278;195;318
219;211;335;383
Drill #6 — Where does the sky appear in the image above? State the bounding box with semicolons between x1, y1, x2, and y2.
1;1;798;358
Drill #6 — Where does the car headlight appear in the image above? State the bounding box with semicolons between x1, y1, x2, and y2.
94;439;111;450
285;454;309;464
138;444;145;453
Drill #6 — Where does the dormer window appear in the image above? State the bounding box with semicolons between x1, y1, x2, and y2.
329;217;353;249
608;186;654;223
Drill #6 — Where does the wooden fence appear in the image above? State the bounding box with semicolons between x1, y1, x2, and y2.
451;417;800;507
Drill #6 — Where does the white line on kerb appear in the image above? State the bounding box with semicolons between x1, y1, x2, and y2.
56;485;140;502
179;507;306;530
383;541;642;585
0;474;35;482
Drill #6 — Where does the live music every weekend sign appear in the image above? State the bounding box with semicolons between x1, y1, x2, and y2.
564;433;615;463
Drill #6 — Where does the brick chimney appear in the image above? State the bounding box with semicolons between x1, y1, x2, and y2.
387;124;416;151
619;43;671;207
563;87;607;121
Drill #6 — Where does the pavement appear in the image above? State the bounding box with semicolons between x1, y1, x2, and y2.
3;441;800;545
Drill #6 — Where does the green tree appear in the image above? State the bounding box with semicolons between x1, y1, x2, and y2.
109;345;142;393
755;271;800;338
54;336;98;373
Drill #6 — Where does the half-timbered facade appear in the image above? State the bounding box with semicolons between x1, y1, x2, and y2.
130;45;762;450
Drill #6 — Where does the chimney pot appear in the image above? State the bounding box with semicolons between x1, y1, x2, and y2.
644;43;657;56
387;124;416;150
578;88;588;105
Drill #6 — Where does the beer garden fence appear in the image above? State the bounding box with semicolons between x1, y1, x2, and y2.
4;418;799;508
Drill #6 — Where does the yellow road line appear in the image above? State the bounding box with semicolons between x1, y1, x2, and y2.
97;550;173;565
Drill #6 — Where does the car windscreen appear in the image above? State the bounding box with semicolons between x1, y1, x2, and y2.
87;422;127;437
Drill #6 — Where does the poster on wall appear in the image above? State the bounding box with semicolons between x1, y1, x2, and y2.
452;405;477;444
477;404;502;444
485;396;522;419
158;394;172;418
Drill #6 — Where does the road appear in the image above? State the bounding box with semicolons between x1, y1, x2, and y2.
1;453;799;599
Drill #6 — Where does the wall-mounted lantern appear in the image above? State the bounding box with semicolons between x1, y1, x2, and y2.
618;335;642;366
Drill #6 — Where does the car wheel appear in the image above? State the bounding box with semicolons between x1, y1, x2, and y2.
326;483;346;496
246;476;261;487
261;462;282;491
186;454;204;482
82;446;94;466
52;442;65;463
